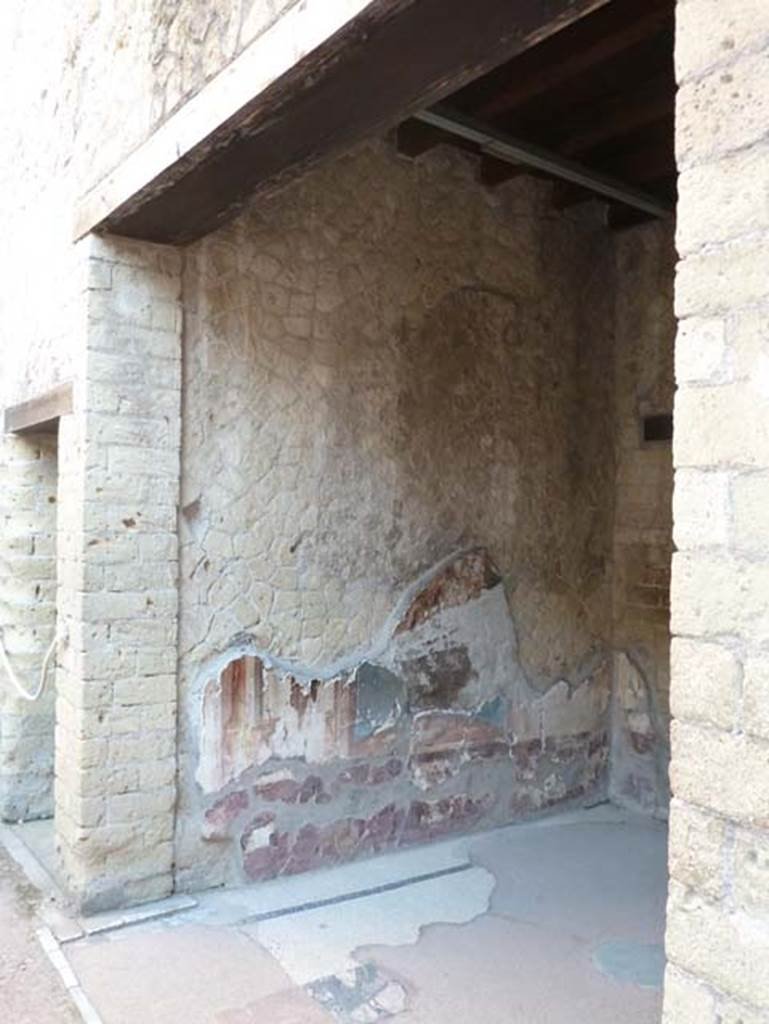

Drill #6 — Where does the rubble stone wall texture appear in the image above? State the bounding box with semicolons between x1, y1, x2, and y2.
175;138;619;888
663;1;769;1020
610;221;675;817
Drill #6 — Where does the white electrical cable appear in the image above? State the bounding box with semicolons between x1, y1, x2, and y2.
0;626;63;702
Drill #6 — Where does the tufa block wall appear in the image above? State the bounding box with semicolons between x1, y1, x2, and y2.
54;237;183;912
0;434;58;821
664;0;769;1020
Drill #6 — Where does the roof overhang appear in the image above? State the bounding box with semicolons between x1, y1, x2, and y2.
75;0;612;245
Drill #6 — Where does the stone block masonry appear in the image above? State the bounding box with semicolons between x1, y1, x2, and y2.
54;235;182;913
0;432;58;821
663;0;769;1020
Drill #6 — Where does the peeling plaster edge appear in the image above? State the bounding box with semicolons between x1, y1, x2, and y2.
188;546;498;701
189;546;612;710
184;550;617;792
184;546;501;793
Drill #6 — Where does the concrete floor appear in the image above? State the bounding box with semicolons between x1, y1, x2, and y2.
4;805;667;1024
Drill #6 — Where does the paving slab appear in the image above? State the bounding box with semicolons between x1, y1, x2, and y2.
241;863;494;985
7;805;668;1024
66;924;295;1024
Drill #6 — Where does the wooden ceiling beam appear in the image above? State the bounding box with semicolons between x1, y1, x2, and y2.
580;118;674;183
91;0;613;244
476;0;671;119
557;72;675;156
415;106;672;218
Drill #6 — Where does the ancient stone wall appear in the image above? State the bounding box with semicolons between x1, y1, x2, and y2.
72;0;302;196
0;1;292;411
54;236;183;912
610;221;675;816
175;138;617;888
0;0;297;886
664;1;769;1020
0;435;58;821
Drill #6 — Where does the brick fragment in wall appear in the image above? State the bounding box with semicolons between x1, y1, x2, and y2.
236;737;614;880
333;759;405;789
239;795;495;882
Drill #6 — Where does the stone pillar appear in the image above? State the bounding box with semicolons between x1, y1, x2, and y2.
55;236;182;912
0;432;58;821
664;1;769;1019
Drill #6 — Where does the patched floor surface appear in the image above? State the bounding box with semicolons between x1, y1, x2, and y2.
5;805;667;1024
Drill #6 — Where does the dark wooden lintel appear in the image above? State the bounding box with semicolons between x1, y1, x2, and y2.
91;0;613;244
4;383;73;436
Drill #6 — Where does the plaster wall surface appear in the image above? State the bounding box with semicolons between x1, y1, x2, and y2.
664;1;769;1020
175;137;618;888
